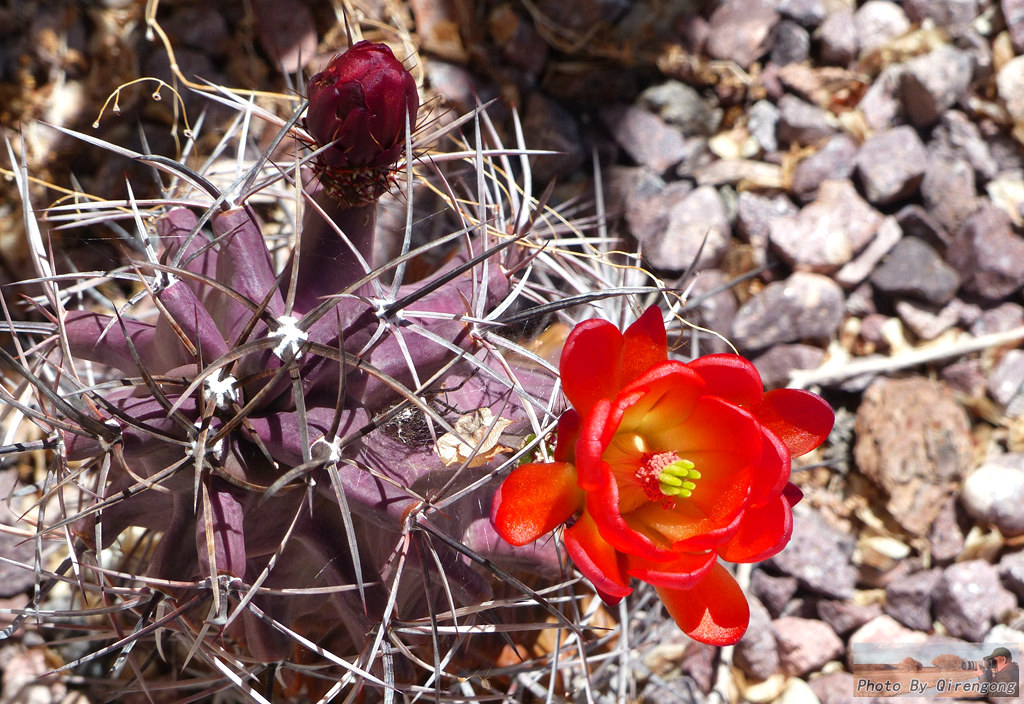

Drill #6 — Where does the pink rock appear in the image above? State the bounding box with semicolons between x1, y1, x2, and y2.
773;616;844;675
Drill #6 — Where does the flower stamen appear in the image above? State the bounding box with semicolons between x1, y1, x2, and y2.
636;451;699;503
659;461;701;497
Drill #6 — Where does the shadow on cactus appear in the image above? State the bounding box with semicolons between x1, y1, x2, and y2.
0;40;613;701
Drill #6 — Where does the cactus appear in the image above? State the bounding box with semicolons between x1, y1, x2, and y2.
0;35;689;702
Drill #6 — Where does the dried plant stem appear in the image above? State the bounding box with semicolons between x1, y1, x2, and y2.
788;325;1024;388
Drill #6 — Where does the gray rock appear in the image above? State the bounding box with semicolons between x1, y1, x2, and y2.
836;215;903;288
859;64;906;130
624;173;692;247
1004;0;1024;54
672;137;715;179
777;0;826;27
753;344;826;388
533;0;628;33
677;13;710;54
998;550;1024;599
423;60;477;112
770;179;882;272
854;377;973;535
640;620;716;695
961;453;1024;536
646;185;730;270
921;156;979;234
988;348;1024;413
896;204;950;248
735;597;780;680
931;110;998;182
900;46;975;127
942;357;987;400
773;616;844;676
705;0;780;68
856;126;928;204
885;568;941;631
849;614;926;650
949;202;1024;300
776;94;838;146
817;599;883;636
870;237;960;304
164;6;230;56
955;299;984;328
522;93;584;184
819;7;857;66
0;530;35;598
934;560;1017;641
767;508;857;599
903;0;979;30
254;0;317;73
810;672;858;704
771;20;811;66
600;105;688;173
928;496;966;563
971;302;1024;336
895;299;961;340
751;569;800;617
685;270;739;355
639;80;718;136
489;4;549;76
791;133;858;201
736;191;797;267
748;99;781;152
997;55;1024;124
989;129;1024;173
854;1;911;54
731;272;845;351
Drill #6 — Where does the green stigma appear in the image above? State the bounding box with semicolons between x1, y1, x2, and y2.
658;459;701;498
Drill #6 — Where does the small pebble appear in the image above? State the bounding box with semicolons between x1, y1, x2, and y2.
705;0;781;68
855;126;928;204
961;454;1024;536
731;272;845;350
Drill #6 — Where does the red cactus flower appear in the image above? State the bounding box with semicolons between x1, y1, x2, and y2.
491;307;834;645
306;40;419;172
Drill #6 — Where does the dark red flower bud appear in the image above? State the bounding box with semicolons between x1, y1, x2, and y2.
306;40;419;172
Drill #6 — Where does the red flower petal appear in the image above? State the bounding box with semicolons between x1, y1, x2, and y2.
626;550;716;590
491;462;582;546
560;318;624;417
628;470;748;552
656;562;750;645
586;472;678;561
564;511;633;599
753;389;834;458
616;361;704;436
554;410;580;463
575;399;614;491
645;395;761;460
619;306;668;387
748;427;790;508
717;491;795;563
783;481;804;506
687;354;764;407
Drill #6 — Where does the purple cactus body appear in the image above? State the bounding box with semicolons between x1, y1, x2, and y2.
15;38;582;697
58;189;557;673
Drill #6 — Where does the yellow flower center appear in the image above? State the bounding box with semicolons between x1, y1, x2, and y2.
635;451;700;504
